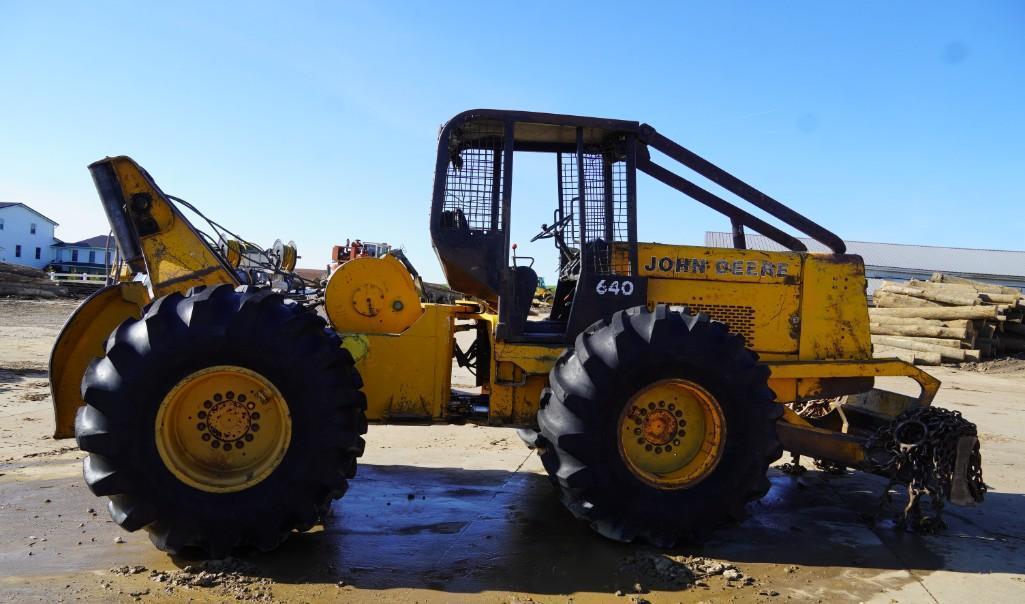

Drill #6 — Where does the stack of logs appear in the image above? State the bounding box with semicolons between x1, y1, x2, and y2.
870;273;1025;365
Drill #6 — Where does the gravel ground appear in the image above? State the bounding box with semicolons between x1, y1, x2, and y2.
2;296;1024;603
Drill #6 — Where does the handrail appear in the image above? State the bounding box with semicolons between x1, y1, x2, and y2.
639;124;847;254
637;154;808;252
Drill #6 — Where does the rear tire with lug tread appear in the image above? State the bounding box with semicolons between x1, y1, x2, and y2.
75;284;367;557
537;304;782;546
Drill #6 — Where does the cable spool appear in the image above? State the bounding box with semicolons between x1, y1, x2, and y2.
282;241;297;272
222;239;243;269
219;237;262;269
272;239;298;272
324;254;423;334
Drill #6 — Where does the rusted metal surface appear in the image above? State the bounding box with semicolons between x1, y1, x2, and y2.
776;421;867;467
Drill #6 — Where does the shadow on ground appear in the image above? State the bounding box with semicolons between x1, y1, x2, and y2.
172;462;1024;594
0;367;49;395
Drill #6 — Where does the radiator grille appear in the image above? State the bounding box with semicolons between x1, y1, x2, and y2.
664;303;756;346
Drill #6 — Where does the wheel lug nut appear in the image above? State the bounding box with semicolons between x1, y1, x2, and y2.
213;393;223;402
655;446;663;454
658;400;665;407
637;437;644;444
647;402;655;410
674;410;683;417
196;422;206;431
203;400;212;409
665;445;673;452
202;433;211;442
633;428;641;435
668;403;675;411
223;443;232;451
673;439;680;446
211;441;220;449
245;434;254;442
226;391;234;399
645;444;653;451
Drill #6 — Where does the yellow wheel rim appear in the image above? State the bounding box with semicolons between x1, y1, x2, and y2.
155;365;292;493
617;378;726;490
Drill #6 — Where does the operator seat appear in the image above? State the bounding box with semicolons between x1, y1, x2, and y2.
440;208;469;232
496;264;539;341
510;265;538;325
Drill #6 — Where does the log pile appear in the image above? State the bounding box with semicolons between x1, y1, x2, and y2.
0;261;70;298
870;273;1024;365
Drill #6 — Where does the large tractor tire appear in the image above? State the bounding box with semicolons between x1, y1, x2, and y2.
75;284;367;557
537;304;782;546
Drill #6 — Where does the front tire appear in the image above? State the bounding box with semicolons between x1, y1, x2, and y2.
537;305;781;546
75;284;367;557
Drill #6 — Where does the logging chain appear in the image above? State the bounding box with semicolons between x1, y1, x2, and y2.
866;407;987;530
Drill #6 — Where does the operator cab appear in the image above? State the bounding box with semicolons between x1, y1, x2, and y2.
429;110;845;343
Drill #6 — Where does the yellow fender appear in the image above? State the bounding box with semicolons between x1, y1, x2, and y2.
50;282;150;438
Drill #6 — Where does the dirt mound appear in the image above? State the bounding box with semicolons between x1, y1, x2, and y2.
143;559;275;601
0;261;69;298
619;551;759;593
960;353;1025;376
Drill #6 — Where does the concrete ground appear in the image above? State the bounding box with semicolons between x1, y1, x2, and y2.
1;297;1024;603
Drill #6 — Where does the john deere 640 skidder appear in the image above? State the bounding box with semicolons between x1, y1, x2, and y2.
51;110;985;556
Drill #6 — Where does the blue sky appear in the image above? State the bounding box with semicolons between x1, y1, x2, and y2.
1;1;1022;283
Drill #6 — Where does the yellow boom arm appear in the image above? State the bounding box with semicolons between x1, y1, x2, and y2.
51;156;241;437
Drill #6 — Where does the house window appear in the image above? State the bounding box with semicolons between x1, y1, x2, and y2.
30;223;36;234
88;250;96;263
72;249;79;262
15;245;22;257
35;247;41;259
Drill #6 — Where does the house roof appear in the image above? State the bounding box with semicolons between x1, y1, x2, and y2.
0;202;59;226
704;232;1025;279
52;235;113;249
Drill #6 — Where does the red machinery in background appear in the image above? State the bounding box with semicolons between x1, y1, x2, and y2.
329;239;393;274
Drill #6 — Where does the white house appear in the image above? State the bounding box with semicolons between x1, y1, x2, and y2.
51;235;114;275
0;202;59;269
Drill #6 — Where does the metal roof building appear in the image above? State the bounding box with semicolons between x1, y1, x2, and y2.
705;232;1025;293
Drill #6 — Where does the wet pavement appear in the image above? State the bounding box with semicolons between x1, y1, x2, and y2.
2;418;1024;603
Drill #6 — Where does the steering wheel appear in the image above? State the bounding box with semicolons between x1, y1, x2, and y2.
530;212;574;242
